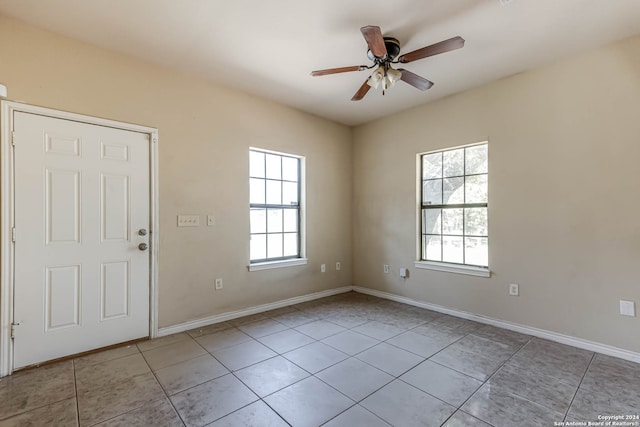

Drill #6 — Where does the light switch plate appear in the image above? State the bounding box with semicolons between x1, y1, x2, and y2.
177;215;199;227
620;300;636;317
207;215;215;226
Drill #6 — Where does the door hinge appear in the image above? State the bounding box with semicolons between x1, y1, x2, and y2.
11;131;16;146
10;322;19;339
11;227;16;242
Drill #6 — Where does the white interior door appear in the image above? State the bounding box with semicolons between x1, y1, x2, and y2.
12;111;150;369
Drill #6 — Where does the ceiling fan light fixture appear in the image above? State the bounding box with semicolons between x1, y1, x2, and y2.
312;25;464;101
367;67;384;89
385;67;402;89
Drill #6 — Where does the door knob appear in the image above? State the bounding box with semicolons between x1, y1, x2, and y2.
138;243;148;251
138;229;147;236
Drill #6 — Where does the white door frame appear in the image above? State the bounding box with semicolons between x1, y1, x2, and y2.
0;100;160;376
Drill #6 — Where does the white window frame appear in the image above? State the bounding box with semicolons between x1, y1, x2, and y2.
415;141;490;277
248;148;307;271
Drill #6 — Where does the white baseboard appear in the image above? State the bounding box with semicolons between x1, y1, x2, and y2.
352;286;640;364
158;286;353;337
157;284;639;364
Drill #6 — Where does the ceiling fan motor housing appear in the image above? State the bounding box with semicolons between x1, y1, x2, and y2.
367;37;401;62
310;26;464;101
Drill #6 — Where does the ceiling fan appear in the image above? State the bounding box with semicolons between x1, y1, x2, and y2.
311;26;465;101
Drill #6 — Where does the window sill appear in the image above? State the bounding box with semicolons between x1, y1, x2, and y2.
248;258;308;272
414;261;491;277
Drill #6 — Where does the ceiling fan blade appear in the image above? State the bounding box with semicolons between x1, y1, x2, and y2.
361;25;387;58
351;79;372;101
398;36;465;64
398;69;434;91
311;65;366;76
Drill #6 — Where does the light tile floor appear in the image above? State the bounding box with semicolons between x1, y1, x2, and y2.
1;292;639;426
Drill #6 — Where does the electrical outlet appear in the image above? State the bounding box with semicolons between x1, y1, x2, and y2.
509;283;519;296
207;215;215;226
400;267;408;278
321;264;326;273
620;300;636;317
335;262;341;271
383;264;389;274
215;278;223;290
177;215;199;227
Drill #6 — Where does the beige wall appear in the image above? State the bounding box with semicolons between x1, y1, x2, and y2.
0;14;353;328
2;13;639;354
353;35;640;353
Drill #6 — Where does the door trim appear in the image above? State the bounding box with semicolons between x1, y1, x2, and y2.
0;100;159;376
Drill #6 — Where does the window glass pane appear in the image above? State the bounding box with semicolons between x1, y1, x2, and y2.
422;153;442;179
442;236;464;263
250;149;303;263
266;180;282;205
423;179;442;205
465;237;488;266
425;235;442;261
422;209;441;235
265;154;282;180
443;177;464;204
250;151;265;178
250;234;266;261
465;174;488;203
465;208;487;236
283;209;298;232
465;144;488;175
282;157;298;182
250;178;265;204
442;208;463;235
422;235;427;260
420;144;488;266
267;234;283;258
283;233;298;256
443;149;464;177
267;209;283;233
250;208;266;233
282;182;298;205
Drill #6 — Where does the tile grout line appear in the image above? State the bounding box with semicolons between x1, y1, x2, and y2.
73;359;81;427
433;335;534;427
213;308;393;426
202;318;324;426
176;322;309;424
306;315;454;425
258;396;293;427
18;294;624;426
562;351;596;423
0;362;83;424
393;327;497;426
138;343;188;427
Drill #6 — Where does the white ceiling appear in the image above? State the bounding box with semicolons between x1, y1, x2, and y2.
1;0;640;126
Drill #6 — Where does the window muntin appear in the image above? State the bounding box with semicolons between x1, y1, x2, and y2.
250;149;301;263
420;143;488;267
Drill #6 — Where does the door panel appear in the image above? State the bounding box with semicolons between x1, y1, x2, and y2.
101;174;130;242
13;112;150;368
45;265;81;331
100;261;130;320
45;168;81;244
